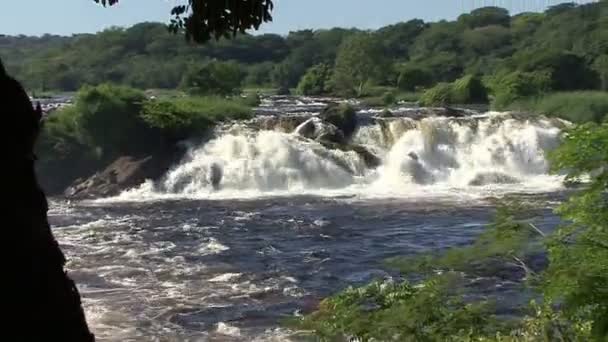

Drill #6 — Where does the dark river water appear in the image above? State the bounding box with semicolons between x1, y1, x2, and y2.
49;196;560;341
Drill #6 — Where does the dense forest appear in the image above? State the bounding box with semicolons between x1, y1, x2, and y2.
1;2;606;100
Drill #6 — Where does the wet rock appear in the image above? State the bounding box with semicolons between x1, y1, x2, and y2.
320;103;358;138
66;153;181;198
255;115;309;133
276;86;291;95
294;117;345;145
379;108;394;118
469;172;520;186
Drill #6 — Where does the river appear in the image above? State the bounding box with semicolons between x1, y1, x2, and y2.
49;97;567;341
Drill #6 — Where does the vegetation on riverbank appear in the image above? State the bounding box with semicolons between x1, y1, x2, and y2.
507;91;608;124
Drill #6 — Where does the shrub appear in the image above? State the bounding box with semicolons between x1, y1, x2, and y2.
508;91;608;123
451;74;488;104
488;70;552;110
140;96;253;141
419;82;454;106
296;64;332;96
180;61;244;96
75;84;151;157
397;66;433;91
381;91;397;106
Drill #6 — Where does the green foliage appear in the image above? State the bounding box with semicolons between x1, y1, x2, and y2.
180;61;244;96
75;84;151;157
451;74;489;104
459;7;511;29
296;63;332;96
331;33;389;97
3;1;606;100
95;0;274;44
419;75;488;106
593;55;608;91
419;83;454;106
141;96;252;141
397;66;433;91
508;91;608;123
294;275;497;342
487;71;552;110
545;122;608;339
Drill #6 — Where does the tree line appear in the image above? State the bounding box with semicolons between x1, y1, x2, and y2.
1;2;606;101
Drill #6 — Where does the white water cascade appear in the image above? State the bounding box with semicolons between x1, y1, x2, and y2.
116;111;568;201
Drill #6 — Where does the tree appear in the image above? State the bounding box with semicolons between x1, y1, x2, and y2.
593;54;608;91
180;61;244;96
331;33;389;97
296;63;332;95
397;66;433;91
458;6;511;28
95;0;274;43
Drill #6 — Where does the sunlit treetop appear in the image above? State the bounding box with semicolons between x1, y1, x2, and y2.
94;0;274;43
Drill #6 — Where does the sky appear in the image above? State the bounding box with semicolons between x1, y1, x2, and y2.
0;0;596;37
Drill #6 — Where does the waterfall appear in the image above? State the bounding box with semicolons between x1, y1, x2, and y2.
116;107;567;200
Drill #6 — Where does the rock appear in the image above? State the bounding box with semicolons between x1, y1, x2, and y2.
379;109;394;118
468;172;519;186
320;103;358;138
276;86;291;95
294;117;346;145
209;163;223;191
255;115;309;133
66;152;181;198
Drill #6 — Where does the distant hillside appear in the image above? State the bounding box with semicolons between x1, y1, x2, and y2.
1;1;606;93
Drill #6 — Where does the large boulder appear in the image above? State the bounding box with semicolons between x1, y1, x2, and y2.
65;153;180;198
320;103;358;138
294;117;345;145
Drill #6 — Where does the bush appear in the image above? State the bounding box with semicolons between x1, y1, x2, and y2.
75;84;151;157
419;82;454;106
397;67;433;91
381;90;397;106
488;70;552;110
451;74;488;104
180;61;244;96
140;96;253;141
296;64;332;96
508;91;608;123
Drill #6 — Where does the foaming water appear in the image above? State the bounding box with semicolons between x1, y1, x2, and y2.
107;109;567;203
52;196;563;341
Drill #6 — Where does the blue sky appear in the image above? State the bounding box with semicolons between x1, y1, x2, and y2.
0;0;594;36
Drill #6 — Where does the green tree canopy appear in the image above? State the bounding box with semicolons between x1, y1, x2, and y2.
331;33;389;97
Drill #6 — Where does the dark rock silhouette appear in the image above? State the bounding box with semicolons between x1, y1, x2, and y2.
2;58;94;341
209;162;223;190
66;152;184;199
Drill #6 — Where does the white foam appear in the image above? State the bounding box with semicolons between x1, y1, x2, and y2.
103;112;565;203
216;322;241;337
209;273;242;282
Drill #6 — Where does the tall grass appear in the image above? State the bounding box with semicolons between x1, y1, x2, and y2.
508;91;608;123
